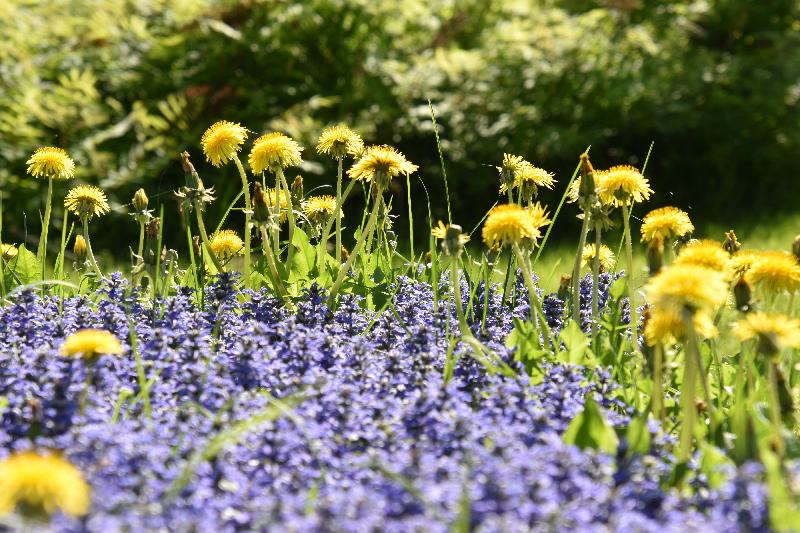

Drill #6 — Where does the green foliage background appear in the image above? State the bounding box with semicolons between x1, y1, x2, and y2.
2;0;799;251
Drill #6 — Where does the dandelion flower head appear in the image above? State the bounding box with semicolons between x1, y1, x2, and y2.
482;204;540;248
316;125;364;160
734;312;800;354
644;308;717;346
596;165;653;206
581;243;616;272
201;120;248;167
26;147;76;180
645;263;729;312
64;185;110;220
248;132;303;174
60;329;124;360
745;250;800;294
640;206;693;243
303;195;339;225
210;230;245;260
675;239;730;272
347;145;418;186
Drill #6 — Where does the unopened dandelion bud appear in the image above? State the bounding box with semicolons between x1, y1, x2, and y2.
133;188;149;211
647;237;664;276
192;236;202;259
723;229;741;255
291;175;304;200
73;235;87;260
443;224;466;256
792;234;800;262
733;276;752;312
341;245;350;263
558;274;572;301
146;217;161;239
251;182;271;224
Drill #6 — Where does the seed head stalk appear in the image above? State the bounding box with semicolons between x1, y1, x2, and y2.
336;159;344;263
38;176;54;271
621;201;639;340
232;154;252;289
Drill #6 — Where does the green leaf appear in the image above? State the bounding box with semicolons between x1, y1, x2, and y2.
699;444;733;489
761;446;800;532
288;227;316;282
625;412;652;456
3;244;40;288
563;397;619;455
557;320;588;365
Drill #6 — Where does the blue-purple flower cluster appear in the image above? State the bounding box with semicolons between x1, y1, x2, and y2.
0;273;769;531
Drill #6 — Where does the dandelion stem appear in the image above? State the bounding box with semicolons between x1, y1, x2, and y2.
513;243;553;350
137;221;145;262
277;169;296;271
621;202;639;342
768;361;785;457
233;155;252;289
329;188;382;301
572;214;589;325
653;342;665;422
81;218;103;278
259;227;289;300
591;225;602;351
336;159;343;263
38;176;53;273
679;312;700;462
192;202;225;274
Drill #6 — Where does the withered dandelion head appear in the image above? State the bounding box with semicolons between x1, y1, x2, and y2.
0;451;90;519
734;312;800;355
201;120;248;167
596;165;652;206
581;243;616;272
64;185;110;221
746;251;800;294
347;145;418;188
645;264;729;312
60;329;123;360
675;239;730;272
248;132;303;174
644;308;717;346
303;195;339;225
640;206;693;243
210;230;244;260
481;204;540;248
316;125;364;160
26;147;76;180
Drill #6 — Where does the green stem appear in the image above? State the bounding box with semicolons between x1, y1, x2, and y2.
137;221;145;260
572;213;589;325
513;243;554;350
259;227;289;300
336;159;343;263
318;179;356;267
82;218;103;278
406;173;415;272
80;364;93;416
451;256;470;334
768;361;786;457
38;177;53;264
621;202;639;342
329;189;382;301
193;202;225;274
678;312;699;462
591;225;602;351
277;169;295;270
233;155;252;289
653;342;665;422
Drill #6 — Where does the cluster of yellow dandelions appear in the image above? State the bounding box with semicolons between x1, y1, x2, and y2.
568;164;654;207
0;328;124;522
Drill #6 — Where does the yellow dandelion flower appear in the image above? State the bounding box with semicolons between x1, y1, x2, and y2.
526;202;552;231
265;187;291;224
200;120;249;167
1;243;18;262
581;244;616;272
303;195;340;225
644;308;717;346
347;145;418;186
746;251;800;293
645;264;729;312
63;185;110;221
733;312;800;354
729;250;762;276
481;204;540;248
566;173;613;207
640;206;694;243
515;162;555;190
248;132;303;174
596;165;653;206
210;230;244;260
675;239;730;272
0;451;90;519
26;147;76;180
316;124;364;160
60;329;124;360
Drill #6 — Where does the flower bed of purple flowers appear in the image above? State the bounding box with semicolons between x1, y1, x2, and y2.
0;273;769;531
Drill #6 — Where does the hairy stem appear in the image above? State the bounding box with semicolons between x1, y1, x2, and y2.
233;155;252;289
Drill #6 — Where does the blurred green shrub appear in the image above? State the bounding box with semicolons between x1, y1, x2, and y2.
1;0;799;250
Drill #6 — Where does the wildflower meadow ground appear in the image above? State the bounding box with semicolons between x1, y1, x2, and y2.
1;121;799;531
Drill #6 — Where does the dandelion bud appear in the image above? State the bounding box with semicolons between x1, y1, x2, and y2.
792;234;800;263
647;237;663;276
558;274;572;301
773;362;795;423
133;188;149;211
578;153;596;206
146;217;161;239
733;276;752;312
723;229;741;255
73;235;87;260
180;151;196;175
0;243;18;262
291;175;304;200
341;245;350;263
443;224;466;257
251;182;271;224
